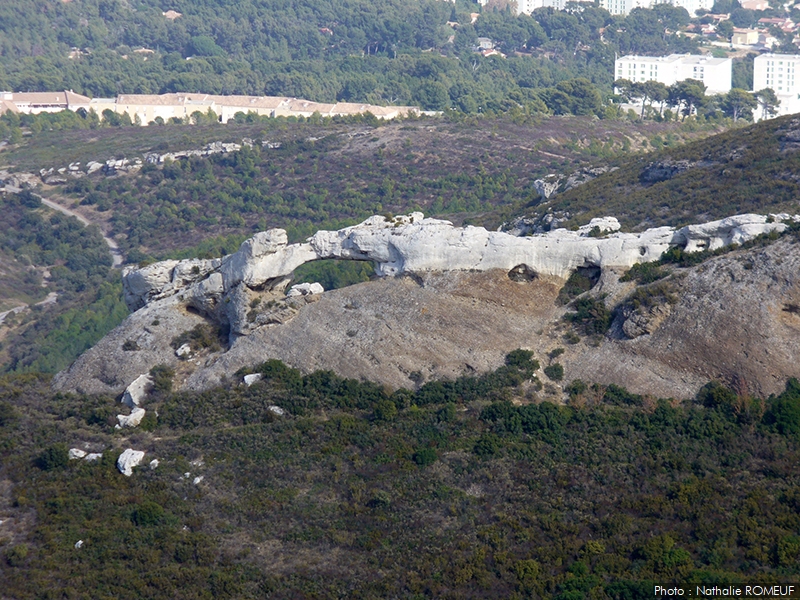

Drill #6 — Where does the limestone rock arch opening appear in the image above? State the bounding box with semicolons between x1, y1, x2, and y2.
290;259;376;292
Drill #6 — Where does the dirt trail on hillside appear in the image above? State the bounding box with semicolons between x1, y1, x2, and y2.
39;197;123;267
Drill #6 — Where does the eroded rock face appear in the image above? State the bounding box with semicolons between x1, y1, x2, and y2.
123;213;794;321
56;211;800;400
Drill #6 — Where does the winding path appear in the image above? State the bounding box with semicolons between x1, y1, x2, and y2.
39;197;123;267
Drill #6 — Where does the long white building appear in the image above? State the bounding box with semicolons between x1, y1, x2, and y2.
0;92;418;123
753;53;800;119
615;54;732;95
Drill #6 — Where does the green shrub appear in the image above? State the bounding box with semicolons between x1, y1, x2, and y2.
564;295;612;335
0;401;17;427
474;433;502;458
557;268;599;305
544;364;564;381
413;447;437;467
373;399;397;421
604;384;643;406
697;381;737;410
131;501;165;526
505;349;539;373
566;379;587;399
765;378;800;436
171;323;225;353
36;444;69;470
620;261;667;284
150;364;175;394
4;544;28;567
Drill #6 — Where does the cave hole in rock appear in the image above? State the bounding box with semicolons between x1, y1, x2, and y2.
508;264;539;283
290;259;376;291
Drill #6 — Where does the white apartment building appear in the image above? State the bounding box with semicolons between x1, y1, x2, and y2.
615;54;732;95
753;53;800;119
600;0;713;16
515;0;567;15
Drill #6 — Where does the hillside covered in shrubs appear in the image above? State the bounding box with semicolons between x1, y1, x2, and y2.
2;355;800;598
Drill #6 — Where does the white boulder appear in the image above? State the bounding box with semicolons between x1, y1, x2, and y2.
74;540;84;549
68;448;87;460
578;217;621;236
243;373;263;386
175;343;192;358
268;405;285;416
121;374;153;408
286;282;324;297
85;453;102;462
149;459;160;470
116;407;146;428
117;449;145;476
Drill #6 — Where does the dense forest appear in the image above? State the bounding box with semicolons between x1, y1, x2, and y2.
1;355;800;597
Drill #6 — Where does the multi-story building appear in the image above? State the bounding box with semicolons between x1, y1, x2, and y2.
515;0;567;15
600;0;713;16
753;53;800;119
615;54;732;95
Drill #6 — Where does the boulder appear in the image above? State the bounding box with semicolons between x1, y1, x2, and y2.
243;373;263;386
286;282;324;297
117;449;145;476
149;459;160;470
117;407;146;428
268;405;286;416
85;453;103;462
69;448;87;460
121;374;153;408
175;343;192;358
578;217;621;237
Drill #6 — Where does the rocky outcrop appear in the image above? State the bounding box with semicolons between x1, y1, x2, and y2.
117;449;145;476
121;211;796;319
640;159;698;184
54;211;800;400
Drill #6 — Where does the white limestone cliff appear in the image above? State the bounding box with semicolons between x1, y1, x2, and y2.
121;212;796;325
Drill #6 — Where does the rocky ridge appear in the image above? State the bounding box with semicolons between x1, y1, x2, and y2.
54;211;800;400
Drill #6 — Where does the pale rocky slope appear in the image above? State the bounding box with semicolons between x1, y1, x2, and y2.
54;213;800;400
